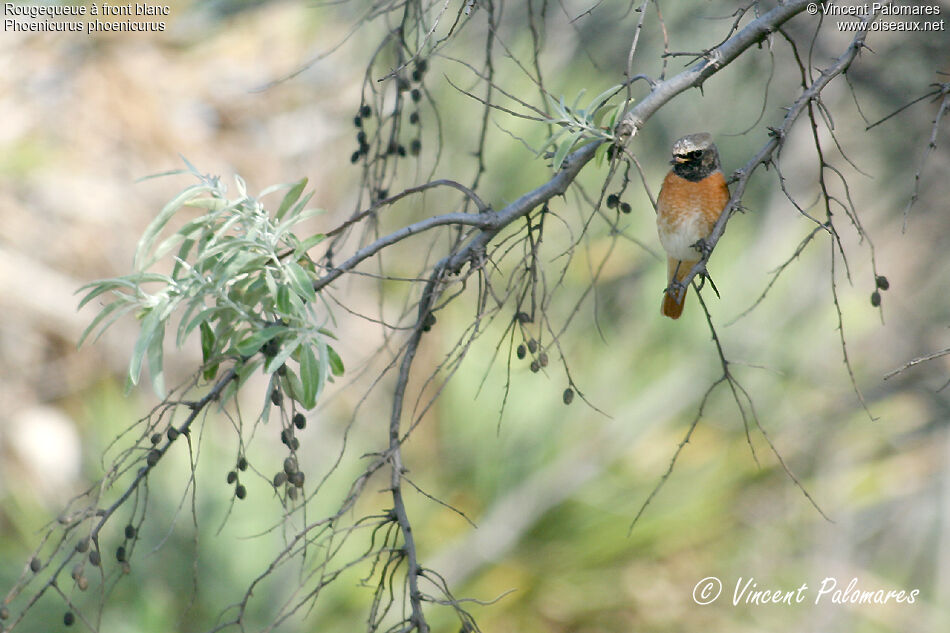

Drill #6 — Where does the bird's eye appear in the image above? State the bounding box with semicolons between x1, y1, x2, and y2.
688;150;702;159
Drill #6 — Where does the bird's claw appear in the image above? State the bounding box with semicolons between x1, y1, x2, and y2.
691;237;714;260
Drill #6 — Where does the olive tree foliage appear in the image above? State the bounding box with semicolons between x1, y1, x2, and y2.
3;0;947;631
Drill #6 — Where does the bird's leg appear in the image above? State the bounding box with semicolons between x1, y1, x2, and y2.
665;279;687;300
665;261;688;301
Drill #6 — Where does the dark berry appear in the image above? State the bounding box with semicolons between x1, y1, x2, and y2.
530;360;540;373
277;364;287;377
124;524;136;539
273;472;287;487
262;338;280;358
416;59;428;74
620;202;631;214
235;485;247;500
290;437;300;450
0;607;9;620
516;344;526;360
360;105;372;118
563;388;575;405
237;457;248;471
227;470;237;484
876;275;890;290
354;116;362;128
281;428;294;446
410;139;421;155
76;538;89;553
64;612;75;626
146;449;160;466
527;339;538;354
287;486;298;501
397;78;410;91
409;112;419;124
292;471;305;488
870;291;881;307
284;457;297;476
350;151;361;164
29;557;40;573
271;388;283;406
410;88;421;102
150;433;162;445
89;550;101;567
115;546;126;562
397;145;406;157
516;311;531;323
538;352;549;367
293;413;306;429
166;427;179;441
606;194;619;208
412;69;422;82
357;131;367;145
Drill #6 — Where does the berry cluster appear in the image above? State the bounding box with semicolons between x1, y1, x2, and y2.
227;455;249;500
350;58;428;171
513;312;574;406
870;275;889;307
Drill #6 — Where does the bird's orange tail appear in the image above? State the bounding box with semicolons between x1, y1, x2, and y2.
661;258;696;320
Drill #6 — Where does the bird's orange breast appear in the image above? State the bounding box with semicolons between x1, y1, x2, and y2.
657;170;729;225
656;170;729;262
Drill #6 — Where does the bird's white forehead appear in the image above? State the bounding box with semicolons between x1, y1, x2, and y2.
672;133;714;155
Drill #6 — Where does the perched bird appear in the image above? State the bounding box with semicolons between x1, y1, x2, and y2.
655;133;730;319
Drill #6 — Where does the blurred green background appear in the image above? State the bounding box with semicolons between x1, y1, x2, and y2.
1;1;949;632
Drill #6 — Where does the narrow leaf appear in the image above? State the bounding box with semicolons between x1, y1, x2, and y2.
297;344;319;409
276;284;293;315
586;84;622;116
275;178;308;220
553;130;584;171
327;345;344;377
129;307;162;388
235;326;286;357
77;301;133;348
200;321;219;381
285;261;316;303
264;335;302;375
147;322;166;398
595;140;610;167
134;183;213;271
76;278;137;310
294;233;326;258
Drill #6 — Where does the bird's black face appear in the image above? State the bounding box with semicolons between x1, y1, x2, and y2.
671;146;720;182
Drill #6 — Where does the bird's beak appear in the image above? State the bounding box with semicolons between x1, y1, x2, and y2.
671;155;687;164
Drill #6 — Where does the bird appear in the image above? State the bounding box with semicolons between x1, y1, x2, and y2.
655;132;730;319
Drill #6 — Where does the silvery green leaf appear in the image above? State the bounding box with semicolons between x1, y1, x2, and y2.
134;184;214;271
